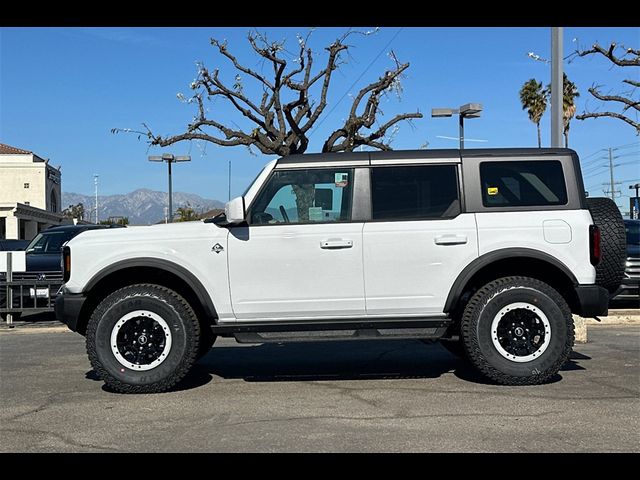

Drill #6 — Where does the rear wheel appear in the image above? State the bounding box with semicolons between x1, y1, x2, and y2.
461;276;574;385
86;284;200;393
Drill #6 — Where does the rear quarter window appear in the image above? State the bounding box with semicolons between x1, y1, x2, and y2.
480;160;568;207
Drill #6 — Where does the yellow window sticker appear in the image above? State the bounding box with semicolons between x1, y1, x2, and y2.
487;187;499;196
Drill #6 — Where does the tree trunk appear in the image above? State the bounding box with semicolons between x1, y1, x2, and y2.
564;131;569;148
536;123;541;148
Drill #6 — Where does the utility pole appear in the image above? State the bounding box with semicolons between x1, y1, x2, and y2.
93;174;99;224
608;148;616;201
551;27;563;148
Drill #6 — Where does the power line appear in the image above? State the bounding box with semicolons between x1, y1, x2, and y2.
580;142;639;165
309;27;404;138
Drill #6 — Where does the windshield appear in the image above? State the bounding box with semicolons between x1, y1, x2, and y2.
626;222;640;245
242;165;268;197
26;231;75;254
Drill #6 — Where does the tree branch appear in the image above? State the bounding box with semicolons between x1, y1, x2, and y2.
587;86;639;112
116;29;423;156
576;111;640;132
210;38;273;89
577;42;640;67
322;57;421;153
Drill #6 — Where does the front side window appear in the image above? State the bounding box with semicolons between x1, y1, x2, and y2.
250;169;353;225
371;165;460;220
480;160;568;207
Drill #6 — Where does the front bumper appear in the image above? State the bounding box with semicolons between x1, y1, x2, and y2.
54;291;86;332
575;284;609;317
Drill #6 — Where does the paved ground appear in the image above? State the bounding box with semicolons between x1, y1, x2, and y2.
0;325;638;452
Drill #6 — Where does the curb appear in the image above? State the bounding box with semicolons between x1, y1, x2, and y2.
573;310;640;344
0;325;69;334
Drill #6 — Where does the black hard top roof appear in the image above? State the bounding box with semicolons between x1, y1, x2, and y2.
276;148;577;165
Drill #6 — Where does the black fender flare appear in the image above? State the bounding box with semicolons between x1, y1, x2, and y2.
84;257;217;320
444;248;578;313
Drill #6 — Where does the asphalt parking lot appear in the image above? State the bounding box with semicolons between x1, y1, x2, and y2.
0;324;638;452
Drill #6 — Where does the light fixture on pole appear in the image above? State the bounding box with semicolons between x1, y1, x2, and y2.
431;103;483;150
148;153;191;223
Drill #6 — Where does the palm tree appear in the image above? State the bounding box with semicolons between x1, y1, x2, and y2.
519;79;548;148
562;73;580;148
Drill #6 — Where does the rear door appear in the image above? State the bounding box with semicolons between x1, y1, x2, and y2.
363;163;478;315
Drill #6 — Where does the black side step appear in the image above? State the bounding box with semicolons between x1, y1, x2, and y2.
210;318;451;344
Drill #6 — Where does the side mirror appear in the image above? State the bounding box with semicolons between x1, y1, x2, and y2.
225;196;246;224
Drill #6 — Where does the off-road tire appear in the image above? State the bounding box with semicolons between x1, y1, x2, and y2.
461;276;574;385
587;197;626;294
196;325;217;360
86;284;200;393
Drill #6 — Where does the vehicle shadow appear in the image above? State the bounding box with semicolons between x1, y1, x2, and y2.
91;340;591;393
191;340;590;388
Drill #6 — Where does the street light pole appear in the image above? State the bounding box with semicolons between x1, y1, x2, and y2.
551;27;564;148
148;154;191;223
432;103;483;150
93;174;99;224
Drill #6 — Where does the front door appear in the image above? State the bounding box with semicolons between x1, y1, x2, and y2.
228;167;365;320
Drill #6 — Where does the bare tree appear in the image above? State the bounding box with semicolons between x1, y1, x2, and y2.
114;30;422;155
571;42;639;134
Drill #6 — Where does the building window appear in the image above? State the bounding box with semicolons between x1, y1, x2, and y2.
24;183;30;189
50;190;58;213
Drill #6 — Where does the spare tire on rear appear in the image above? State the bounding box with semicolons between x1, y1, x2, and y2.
586;197;626;294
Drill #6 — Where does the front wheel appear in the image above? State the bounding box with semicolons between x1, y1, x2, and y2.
86;284;200;393
461;276;574;385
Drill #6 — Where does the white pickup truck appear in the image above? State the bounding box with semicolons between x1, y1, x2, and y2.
55;148;626;393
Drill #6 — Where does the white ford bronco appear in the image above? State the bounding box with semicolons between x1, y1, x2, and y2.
55;148;626;393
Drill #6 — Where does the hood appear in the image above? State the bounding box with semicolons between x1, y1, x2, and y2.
67;220;225;248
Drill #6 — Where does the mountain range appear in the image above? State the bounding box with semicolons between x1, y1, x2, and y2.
62;189;225;225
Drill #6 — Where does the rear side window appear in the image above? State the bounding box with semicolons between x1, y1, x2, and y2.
371;165;460;220
480;161;568;207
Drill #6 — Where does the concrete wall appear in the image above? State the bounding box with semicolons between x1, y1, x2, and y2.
0;153;61;214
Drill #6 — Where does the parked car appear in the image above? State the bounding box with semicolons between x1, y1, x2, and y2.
56;148;627;393
1;224;125;320
613;219;640;302
0;239;29;251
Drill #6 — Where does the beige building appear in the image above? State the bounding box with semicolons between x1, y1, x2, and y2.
0;142;65;240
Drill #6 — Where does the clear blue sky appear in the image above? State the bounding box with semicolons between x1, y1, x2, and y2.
1;27;638;210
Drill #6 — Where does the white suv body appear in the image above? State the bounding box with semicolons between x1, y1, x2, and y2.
56;148;614;392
